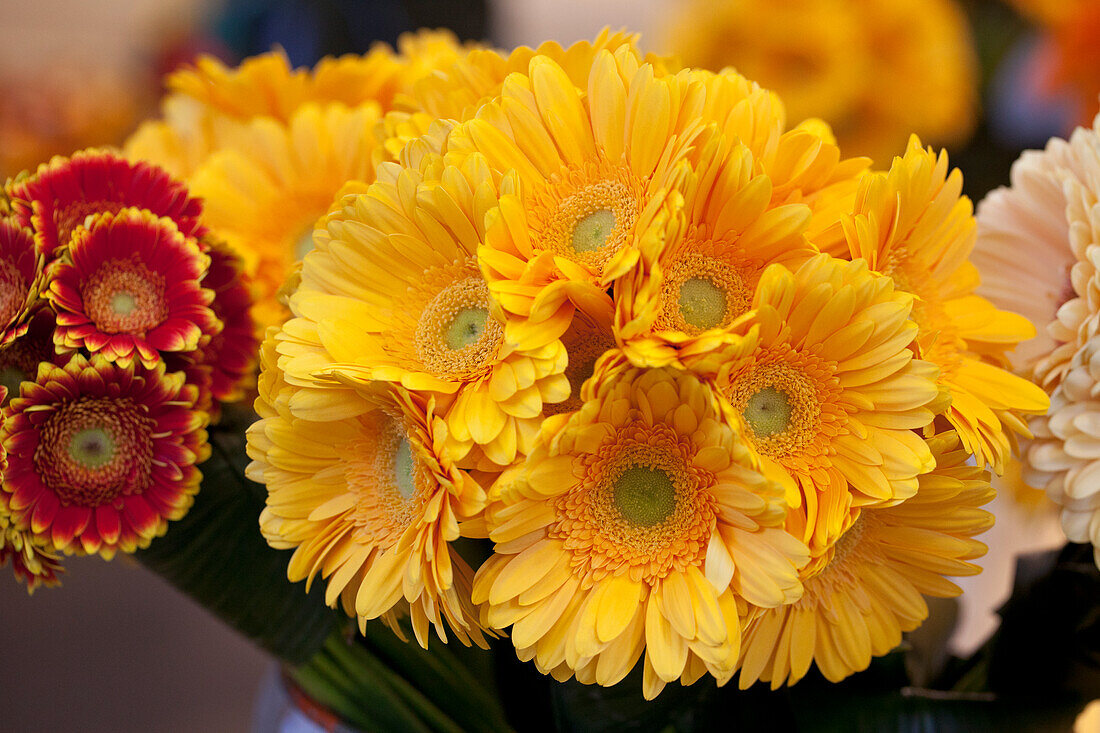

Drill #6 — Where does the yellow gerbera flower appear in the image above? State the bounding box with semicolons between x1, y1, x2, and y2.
186;102;382;330
737;430;993;688
164;33;468;124
670;70;871;256
613;134;816;368
125;49;397;182
450;49;705;345
123;95;225;181
124;31;463;182
700;255;940;557
275;149;569;468
246;335;489;646
378;30;658;163
841;137;1051;472
666;0;978;164
472;364;807;699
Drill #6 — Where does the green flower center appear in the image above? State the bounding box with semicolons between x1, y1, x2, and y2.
37;397;155;507
69;427;116;469
110;291;137;316
613;466;677;528
678;277;728;330
572;209;616;253
444;307;489;351
415;270;504;381
744;386;792;438
392;437;417;500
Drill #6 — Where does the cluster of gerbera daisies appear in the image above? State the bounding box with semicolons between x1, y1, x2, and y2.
0;149;256;591
976;110;1100;567
243;31;1049;698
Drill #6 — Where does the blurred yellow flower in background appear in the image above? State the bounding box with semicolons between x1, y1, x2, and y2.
666;0;979;165
185;103;382;330
124;31;473;332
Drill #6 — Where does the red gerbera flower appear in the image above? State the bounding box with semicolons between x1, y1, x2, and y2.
199;239;258;403
0;354;209;557
0;217;46;347
5;148;204;254
48;208;221;367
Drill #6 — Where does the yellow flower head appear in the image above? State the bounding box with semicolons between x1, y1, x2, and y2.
164;32;467;124
125;30;467;182
737;430;993;688
275;148;569;469
841;137;1051;472
659;69;871;255
186;102;382;331
123;95;224;182
247;335;490;646
451;49;707;346
379;30;659;163
700;254;939;556
473;364;808;699
667;0;978;164
613;134;816;368
166;50;318;123
607;66;871;367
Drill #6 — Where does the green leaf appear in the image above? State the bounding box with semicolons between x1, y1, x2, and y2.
359;622;511;732
289;629;514;733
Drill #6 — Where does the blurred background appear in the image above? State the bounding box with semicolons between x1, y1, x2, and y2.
0;0;1094;729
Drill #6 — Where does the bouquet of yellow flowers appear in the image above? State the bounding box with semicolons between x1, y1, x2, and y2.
3;26;1096;733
